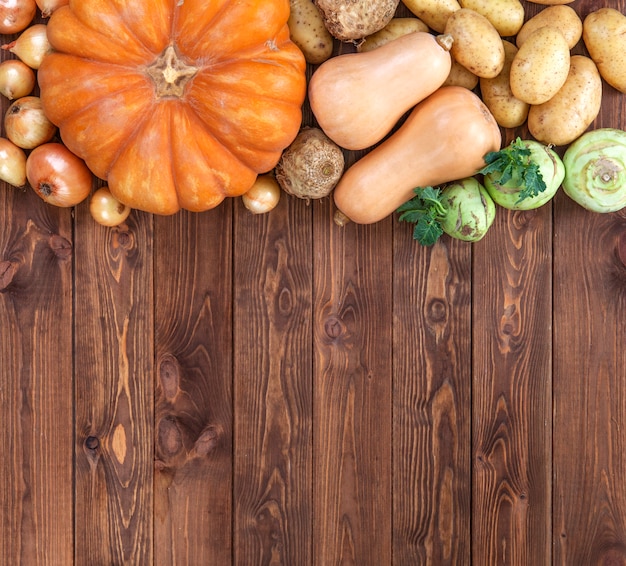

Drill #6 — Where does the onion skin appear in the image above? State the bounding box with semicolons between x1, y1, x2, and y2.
2;23;53;69
36;0;68;17
241;174;281;214
0;136;27;186
562;128;626;213
26;142;93;207
0;0;36;34
4;95;57;149
89;186;131;226
0;59;36;99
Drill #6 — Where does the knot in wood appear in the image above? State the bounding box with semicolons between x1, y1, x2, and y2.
85;436;100;450
426;298;448;323
114;229;133;249
158;416;184;457
194;425;221;456
158;354;181;400
324;316;345;339
48;234;72;260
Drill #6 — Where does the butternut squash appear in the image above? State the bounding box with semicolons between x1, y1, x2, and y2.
332;86;502;225
308;31;453;151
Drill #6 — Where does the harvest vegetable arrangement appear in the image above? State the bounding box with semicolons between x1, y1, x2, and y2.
0;0;625;238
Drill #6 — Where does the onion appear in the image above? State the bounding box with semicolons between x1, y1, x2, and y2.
4;96;57;149
241;174;281;214
562;128;626;213
0;136;27;187
35;0;68;17
0;0;36;34
89;186;132;226
26;142;93;207
2;23;53;69
0;59;35;99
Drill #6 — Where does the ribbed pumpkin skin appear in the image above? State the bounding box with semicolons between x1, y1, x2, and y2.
38;0;307;215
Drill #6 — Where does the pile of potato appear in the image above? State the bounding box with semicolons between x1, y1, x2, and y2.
288;0;626;149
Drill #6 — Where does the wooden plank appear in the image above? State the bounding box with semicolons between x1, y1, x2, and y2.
233;196;313;564
392;231;472;564
552;197;626;564
313;201;393;565
153;206;234;564
0;186;74;564
544;4;626;560
73;206;154;564
471;201;553;565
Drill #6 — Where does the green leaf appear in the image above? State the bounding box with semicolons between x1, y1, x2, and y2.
413;216;444;247
479;138;546;203
515;162;543;202
397;186;447;246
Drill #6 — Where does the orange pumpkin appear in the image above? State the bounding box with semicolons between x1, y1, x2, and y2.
37;0;307;215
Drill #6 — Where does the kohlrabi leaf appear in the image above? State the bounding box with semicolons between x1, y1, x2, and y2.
480;137;546;203
397;187;446;246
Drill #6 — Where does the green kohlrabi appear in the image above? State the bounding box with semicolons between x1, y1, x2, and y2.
439;178;496;242
562;128;626;213
397;178;496;246
480;138;564;210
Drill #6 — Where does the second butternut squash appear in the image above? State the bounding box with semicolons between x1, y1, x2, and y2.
332;86;502;225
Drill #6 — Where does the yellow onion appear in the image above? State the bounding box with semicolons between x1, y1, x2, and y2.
2;23;52;69
26;142;93;207
0;0;36;34
36;0;68;17
0;58;35;99
4;95;57;149
0;136;27;187
89;186;132;226
241;174;281;214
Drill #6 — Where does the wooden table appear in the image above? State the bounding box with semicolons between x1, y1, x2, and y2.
1;1;625;564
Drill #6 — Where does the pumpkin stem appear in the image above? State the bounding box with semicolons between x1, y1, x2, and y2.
146;44;198;98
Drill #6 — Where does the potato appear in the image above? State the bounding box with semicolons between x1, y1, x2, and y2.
516;5;582;49
357;17;429;52
402;0;461;33
583;8;626;94
479;40;529;128
314;0;400;41
288;0;335;64
528;56;603;147
443;57;478;90
527;0;574;4
509;26;570;105
459;0;525;37
444;8;505;79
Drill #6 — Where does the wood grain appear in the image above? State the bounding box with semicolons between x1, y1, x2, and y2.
392;229;472;565
233;196;313;564
153;206;234;564
0;187;74;564
553;196;626;566
472;203;553;566
313;200;393;565
2;1;626;564
73;206;154;565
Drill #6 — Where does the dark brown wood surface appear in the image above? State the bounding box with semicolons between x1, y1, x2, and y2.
1;1;626;564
